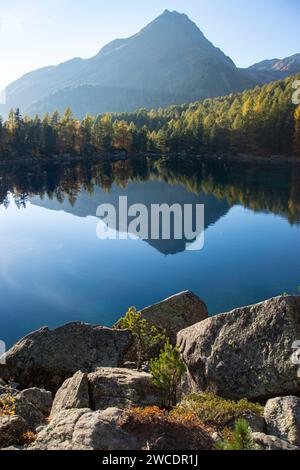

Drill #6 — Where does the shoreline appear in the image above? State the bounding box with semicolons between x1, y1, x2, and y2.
1;292;300;451
0;151;300;167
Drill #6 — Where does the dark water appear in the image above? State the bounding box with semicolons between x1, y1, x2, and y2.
0;157;300;347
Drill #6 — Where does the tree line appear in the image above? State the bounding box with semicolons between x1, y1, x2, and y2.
1;157;299;225
0;74;300;160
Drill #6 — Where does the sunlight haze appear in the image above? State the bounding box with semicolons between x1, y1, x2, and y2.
0;0;299;91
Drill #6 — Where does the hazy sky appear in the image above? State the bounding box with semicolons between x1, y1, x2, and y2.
0;0;299;91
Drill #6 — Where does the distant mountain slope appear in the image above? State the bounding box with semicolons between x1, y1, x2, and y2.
2;10;255;117
250;54;300;72
26;85;190;119
243;53;300;84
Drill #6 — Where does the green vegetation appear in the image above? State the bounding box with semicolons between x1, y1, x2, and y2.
117;307;165;369
216;419;255;451
150;340;186;409
117;307;185;408
173;392;264;429
1;74;299;160
121;397;261;450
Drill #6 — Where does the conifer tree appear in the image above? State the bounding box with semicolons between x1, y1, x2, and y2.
293;105;300;157
150;340;186;409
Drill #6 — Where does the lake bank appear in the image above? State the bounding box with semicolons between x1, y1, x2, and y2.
1;292;300;451
0;150;300;167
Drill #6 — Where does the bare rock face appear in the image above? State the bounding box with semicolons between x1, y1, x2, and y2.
87;368;161;410
0;322;133;392
0;415;27;448
252;432;300;451
51;371;90;417
141;291;208;344
71;409;139;451
28;408;139;451
28;408;90;451
51;368;160;416
14;398;46;432
177;296;300;401
264;396;300;446
17;388;53;417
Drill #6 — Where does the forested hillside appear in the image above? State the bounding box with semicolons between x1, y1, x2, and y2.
0;74;299;160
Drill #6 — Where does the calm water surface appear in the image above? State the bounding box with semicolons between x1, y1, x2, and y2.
0;157;300;346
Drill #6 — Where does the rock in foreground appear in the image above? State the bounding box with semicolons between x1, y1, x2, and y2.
265;396;300;446
29;407;214;451
252;432;300;451
29;408;138;451
17;388;53;417
50;371;89;417
178;296;300;401
51;368;161;416
0;322;132;392
0;415;27;448
88;368;161;410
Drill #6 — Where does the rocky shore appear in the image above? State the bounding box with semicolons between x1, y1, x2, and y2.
1;292;300;451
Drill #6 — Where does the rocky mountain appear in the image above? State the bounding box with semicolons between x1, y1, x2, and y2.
1;10;255;118
243;53;300;84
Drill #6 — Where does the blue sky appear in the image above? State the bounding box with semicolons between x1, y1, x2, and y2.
0;0;298;91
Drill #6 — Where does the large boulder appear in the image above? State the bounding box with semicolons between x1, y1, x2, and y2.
0;415;27;448
28;408;90;451
264;396;300;446
29;407;214;451
51;368;161;416
87;368;161;410
71;409;139;451
0;322;132;392
51;371;90;417
29;408;139;451
177;296;300;401
14;397;46;432
17;388;53;417
141;291;208;344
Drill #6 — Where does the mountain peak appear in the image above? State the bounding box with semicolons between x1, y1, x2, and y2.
162;9;185;17
4;10;255;117
159;9;192;24
139;9;205;42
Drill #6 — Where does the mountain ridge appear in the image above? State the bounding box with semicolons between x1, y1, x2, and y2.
249;53;300;72
2;10;255;117
1;11;299;118
242;53;300;84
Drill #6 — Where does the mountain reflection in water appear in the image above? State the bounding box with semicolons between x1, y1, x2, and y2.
0;156;300;347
